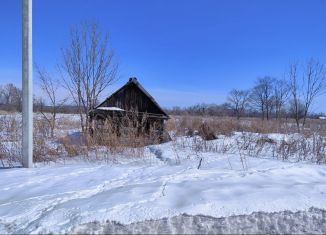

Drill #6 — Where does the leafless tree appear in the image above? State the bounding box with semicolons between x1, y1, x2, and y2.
0;83;22;111
33;96;45;112
273;79;289;120
301;59;326;127
288;62;301;131
250;77;275;120
0;85;5;104
288;98;305;128
36;66;67;138
227;89;250;119
288;59;326;131
60;22;118;132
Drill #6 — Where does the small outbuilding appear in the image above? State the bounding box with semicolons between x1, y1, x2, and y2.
89;78;170;143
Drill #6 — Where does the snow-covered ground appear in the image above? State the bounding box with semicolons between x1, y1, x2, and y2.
74;208;326;234
1;139;326;234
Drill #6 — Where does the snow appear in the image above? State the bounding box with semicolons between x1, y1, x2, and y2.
96;107;125;111
1;141;326;234
74;208;326;234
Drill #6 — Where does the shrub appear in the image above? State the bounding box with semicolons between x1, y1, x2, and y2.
198;122;217;140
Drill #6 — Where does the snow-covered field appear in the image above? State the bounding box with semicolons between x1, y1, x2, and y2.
1;113;326;233
1;139;326;234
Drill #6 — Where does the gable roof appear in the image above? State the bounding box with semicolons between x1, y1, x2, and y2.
96;77;169;118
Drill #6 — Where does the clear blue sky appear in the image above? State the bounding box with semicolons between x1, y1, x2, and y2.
1;0;326;111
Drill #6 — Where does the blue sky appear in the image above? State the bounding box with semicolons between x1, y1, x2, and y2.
1;0;326;111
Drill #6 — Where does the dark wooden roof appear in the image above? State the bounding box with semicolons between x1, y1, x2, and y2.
95;78;169;119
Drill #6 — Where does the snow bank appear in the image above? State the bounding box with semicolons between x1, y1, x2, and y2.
73;207;326;234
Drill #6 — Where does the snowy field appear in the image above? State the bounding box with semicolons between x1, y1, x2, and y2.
1;139;326;234
1;113;326;233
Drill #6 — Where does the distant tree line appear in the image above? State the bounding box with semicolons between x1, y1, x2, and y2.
0;83;80;114
166;58;326;132
166;103;231;116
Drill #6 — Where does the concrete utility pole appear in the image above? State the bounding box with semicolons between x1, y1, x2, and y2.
22;0;33;168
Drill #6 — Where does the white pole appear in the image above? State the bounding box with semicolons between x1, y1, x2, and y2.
22;0;33;168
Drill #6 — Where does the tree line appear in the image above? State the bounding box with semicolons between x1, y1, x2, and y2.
167;59;326;132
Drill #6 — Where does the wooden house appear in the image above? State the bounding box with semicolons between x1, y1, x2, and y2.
89;78;170;143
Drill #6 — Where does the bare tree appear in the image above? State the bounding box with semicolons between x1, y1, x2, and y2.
60;22;118;132
273;79;289;120
250;77;275;120
288;59;326;131
0;84;22;111
288;98;305;128
0;85;5;104
33;96;45;112
227;89;250;119
36;66;67;138
288;62;301;131
301;59;326;127
1;84;12;105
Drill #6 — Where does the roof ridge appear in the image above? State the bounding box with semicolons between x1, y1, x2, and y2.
95;78;169;118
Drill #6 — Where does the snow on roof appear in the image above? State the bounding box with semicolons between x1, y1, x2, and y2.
96;107;125;111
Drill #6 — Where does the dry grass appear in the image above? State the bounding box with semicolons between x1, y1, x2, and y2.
166;115;326;165
167;115;326;137
0;115;22;167
88;114;162;157
1;112;326;167
0;114;77;166
45;113;165;162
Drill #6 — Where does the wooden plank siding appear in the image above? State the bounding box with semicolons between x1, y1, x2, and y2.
95;78;169;120
100;83;163;115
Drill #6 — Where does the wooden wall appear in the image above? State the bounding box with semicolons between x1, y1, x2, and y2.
100;83;164;115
